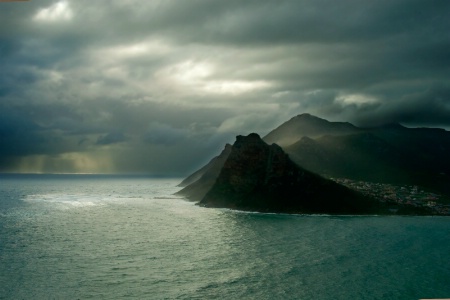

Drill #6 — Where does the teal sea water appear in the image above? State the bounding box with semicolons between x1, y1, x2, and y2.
1;174;449;299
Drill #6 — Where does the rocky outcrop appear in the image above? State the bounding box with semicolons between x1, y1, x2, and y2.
198;133;382;214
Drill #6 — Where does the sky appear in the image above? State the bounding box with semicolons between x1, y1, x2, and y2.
1;0;450;175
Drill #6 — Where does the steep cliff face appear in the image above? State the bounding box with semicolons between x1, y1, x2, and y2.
199;133;381;214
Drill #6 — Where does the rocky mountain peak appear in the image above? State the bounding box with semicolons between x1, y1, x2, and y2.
198;133;378;214
235;133;264;145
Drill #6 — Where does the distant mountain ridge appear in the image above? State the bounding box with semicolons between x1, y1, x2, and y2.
263;113;359;147
177;113;450;214
263;113;450;197
285;132;410;183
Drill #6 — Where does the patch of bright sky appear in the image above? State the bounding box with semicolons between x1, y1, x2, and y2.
202;80;271;95
98;40;172;58
168;60;272;95
33;1;73;22
336;93;379;107
46;70;64;83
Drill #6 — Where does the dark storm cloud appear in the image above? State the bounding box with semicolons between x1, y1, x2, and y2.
1;0;449;173
96;132;127;145
143;123;188;146
350;85;450;127
0;109;43;156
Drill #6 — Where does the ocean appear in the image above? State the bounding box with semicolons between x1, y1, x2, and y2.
0;174;449;299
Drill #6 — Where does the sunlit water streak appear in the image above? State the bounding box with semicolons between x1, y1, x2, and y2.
1;174;449;299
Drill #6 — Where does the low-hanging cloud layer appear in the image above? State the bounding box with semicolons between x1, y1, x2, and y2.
1;0;449;174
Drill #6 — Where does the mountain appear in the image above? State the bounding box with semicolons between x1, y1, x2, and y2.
197;133;384;214
266;114;450;197
178;113;450;213
176;144;232;201
369;125;450;196
370;125;450;176
263;113;359;147
285;132;410;183
178;144;232;188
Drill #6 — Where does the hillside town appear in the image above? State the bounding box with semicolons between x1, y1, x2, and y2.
333;178;450;216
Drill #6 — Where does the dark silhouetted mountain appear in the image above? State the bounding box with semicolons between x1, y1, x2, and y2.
176;144;232;201
178;113;450;210
276;116;450;197
370;125;450;175
285;132;410;183
369;125;450;196
198;133;384;214
263;113;359;147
